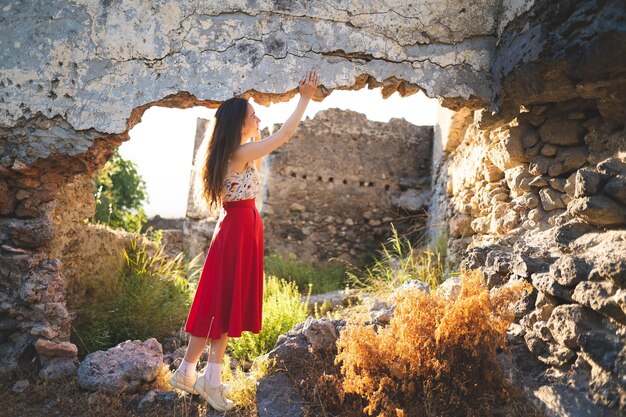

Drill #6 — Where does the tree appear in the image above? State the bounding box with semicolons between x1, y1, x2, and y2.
88;149;149;232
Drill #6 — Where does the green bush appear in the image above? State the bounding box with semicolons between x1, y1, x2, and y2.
88;148;149;233
227;275;310;363
71;236;195;358
264;252;348;294
347;223;447;297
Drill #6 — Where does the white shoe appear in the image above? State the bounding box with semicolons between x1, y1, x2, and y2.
169;368;199;395
193;375;235;412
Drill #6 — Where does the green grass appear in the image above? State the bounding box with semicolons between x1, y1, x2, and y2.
264;252;349;294
346;223;447;297
70;235;195;359
227;275;310;363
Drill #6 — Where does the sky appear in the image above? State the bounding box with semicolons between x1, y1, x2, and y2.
119;88;439;218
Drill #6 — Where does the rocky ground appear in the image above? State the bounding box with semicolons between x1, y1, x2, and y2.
0;288;374;417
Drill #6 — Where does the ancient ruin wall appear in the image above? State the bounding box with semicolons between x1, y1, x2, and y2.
262;108;432;266
1;2;625;416
0;0;500;375
429;1;626;415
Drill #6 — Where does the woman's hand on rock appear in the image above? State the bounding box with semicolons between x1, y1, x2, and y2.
299;68;319;99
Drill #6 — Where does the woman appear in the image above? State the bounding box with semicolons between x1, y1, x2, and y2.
169;68;320;411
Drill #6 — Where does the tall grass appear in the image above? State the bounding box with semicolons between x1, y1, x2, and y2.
346;223;447;297
227;275;311;363
71;236;194;358
221;354;277;413
264;252;348;294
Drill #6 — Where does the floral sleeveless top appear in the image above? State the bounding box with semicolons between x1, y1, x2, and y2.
222;160;261;202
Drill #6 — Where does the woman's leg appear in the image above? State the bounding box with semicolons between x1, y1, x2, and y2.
202;332;230;388
208;332;230;364
183;334;209;364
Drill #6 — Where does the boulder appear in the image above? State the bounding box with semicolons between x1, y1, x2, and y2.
256;372;304;417
77;338;165;394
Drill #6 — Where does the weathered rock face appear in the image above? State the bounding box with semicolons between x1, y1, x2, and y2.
263;108;432;266
0;0;497;135
429;1;626;414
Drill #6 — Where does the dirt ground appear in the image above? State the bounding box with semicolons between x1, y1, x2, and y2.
0;365;254;417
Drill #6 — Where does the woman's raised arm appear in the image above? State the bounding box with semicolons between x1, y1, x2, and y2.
232;68;319;163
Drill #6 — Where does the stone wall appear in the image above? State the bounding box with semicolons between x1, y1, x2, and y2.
182;109;433;268
429;1;626;415
263;108;432;266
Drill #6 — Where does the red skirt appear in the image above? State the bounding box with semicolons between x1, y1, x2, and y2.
184;198;264;339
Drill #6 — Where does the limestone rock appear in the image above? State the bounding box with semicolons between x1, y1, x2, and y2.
449;213;474;238
548;146;588;177
256;372;304;417
392;279;430;299
34;339;77;358
568;196;626;226
574;168;604;197
39;357;79;381
549;256;589;287
487;125;529;171
529;155;552;176
541;143;559;157
391;189;430;211
504;165;533;195
572;280;625;325
77;338;164;394
546;304;598;350
436;275;462;300
532;273;574;302
539;118;586;145
604;175;626;205
539;188;566;211
370;299;395;325
136;389;178;414
597;156;626;176
7;218;55;248
12;379;30;393
301;317;338;351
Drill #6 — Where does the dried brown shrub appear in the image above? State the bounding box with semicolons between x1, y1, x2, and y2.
331;269;541;417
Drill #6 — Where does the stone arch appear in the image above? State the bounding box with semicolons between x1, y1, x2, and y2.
0;1;493;374
2;7;625;417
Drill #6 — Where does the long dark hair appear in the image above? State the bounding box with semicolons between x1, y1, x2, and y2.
192;97;248;215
